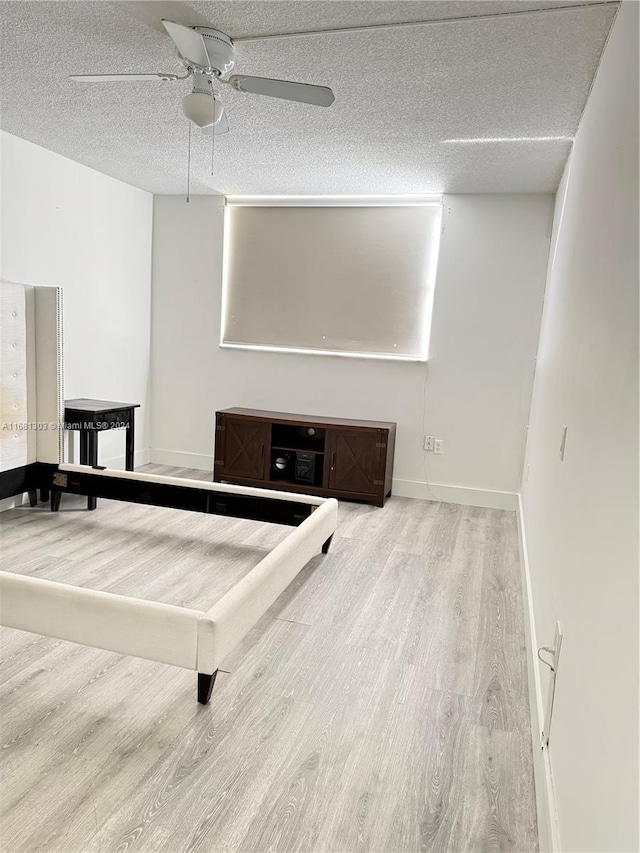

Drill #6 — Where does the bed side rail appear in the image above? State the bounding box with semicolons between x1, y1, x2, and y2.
196;497;338;674
52;463;324;526
0;571;203;670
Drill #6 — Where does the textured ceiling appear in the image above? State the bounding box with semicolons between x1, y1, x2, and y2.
0;0;617;195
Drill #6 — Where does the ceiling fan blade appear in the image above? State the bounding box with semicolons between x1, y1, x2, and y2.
202;111;229;136
162;20;210;68
70;73;180;82
227;75;334;107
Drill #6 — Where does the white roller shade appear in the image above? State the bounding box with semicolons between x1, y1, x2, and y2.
221;200;442;360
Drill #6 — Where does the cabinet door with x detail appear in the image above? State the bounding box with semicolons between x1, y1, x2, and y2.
327;429;384;495
215;416;270;481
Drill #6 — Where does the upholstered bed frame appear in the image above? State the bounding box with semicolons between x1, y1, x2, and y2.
0;282;338;704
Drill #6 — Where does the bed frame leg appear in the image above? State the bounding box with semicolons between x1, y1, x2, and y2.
322;534;334;554
197;671;218;705
50;491;61;512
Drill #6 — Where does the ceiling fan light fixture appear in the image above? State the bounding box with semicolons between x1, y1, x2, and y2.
182;91;224;127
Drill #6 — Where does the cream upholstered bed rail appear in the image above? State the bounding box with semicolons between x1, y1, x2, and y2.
0;571;203;669
197;497;338;673
0;492;338;702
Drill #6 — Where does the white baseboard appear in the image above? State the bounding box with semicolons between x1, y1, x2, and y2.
65;434;151;471
517;494;561;852
144;454;517;510
392;477;518;510
150;448;214;472
0;495;26;513
99;448;151;470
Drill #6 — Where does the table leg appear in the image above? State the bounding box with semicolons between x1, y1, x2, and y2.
79;429;93;510
125;409;135;471
87;430;98;510
79;429;89;465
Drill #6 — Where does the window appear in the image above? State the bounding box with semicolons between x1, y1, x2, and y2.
221;196;442;361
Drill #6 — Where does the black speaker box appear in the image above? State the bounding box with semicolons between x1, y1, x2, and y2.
294;451;316;484
271;450;293;479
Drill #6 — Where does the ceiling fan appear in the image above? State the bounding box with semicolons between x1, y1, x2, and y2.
71;20;334;197
71;20;335;140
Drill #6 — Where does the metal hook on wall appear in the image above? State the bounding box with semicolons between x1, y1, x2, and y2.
537;645;556;671
539;623;563;749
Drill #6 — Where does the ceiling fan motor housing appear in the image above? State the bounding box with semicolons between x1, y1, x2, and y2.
189;27;235;75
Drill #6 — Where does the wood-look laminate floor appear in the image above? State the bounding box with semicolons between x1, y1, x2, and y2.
0;465;537;853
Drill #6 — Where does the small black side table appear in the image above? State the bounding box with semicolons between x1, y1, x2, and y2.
63;398;140;510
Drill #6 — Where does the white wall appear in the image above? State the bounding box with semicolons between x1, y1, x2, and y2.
521;2;639;850
0;132;153;466
150;193;552;507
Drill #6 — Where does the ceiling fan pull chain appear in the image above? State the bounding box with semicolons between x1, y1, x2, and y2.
210;80;216;176
186;122;191;203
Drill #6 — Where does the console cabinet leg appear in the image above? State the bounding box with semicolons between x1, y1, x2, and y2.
28;490;38;507
41;488;50;502
197;671;218;705
51;491;61;512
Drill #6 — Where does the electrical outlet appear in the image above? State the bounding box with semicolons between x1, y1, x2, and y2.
434;439;444;455
423;435;434;451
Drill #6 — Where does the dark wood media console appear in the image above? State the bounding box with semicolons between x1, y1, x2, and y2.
213;408;396;506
